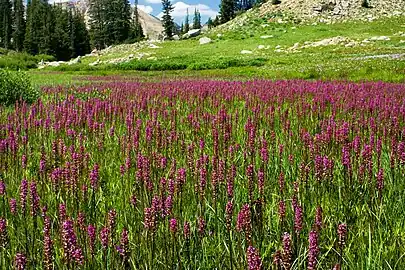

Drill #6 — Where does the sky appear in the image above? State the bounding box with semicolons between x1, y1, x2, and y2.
136;0;221;24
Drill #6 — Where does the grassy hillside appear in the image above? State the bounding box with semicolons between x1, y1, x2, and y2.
37;15;405;82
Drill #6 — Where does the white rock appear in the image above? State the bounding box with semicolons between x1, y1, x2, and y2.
199;37;212;45
274;49;284;53
275;45;282;49
400;40;405;43
261;24;269;28
258;45;266;50
89;59;101;66
370;36;390;41
182;29;201;39
149;44;162;49
260;35;273;39
173;35;180;40
241;50;253;54
217;34;223;38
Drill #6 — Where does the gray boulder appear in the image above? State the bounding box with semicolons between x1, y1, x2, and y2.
199;37;212;45
182;29;201;39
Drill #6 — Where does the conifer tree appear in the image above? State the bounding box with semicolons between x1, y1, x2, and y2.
0;0;12;49
184;8;190;33
192;8;201;29
89;0;106;49
129;0;144;42
52;6;70;60
220;0;236;24
161;0;174;38
12;0;25;51
71;10;91;56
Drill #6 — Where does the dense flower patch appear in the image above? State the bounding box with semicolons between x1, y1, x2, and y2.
0;79;405;269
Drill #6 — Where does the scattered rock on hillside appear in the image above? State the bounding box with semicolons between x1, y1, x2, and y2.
89;59;101;66
149;43;162;49
370;36;390;41
241;50;253;54
182;29;201;39
260;35;273;39
199;37;212;45
68;56;81;65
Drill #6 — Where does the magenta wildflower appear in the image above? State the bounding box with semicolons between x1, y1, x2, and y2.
337;223;347;249
43;217;53;270
0;181;5;196
315;206;323;231
89;163;99;190
308;231;319;270
225;201;233;231
9;198;17;215
144;207;156;233
183;221;191;240
282;232;292;270
100;227;109;249
246;246;263;270
197;216;205;237
0;218;8;248
61;219;83;264
117;228;130;262
107;209;117;234
294;205;303;233
19;179;28;214
29;181;40;217
14;253;27;270
21;155;27;169
278;200;286;222
87;224;96;257
236;204;252;243
169;218;178;235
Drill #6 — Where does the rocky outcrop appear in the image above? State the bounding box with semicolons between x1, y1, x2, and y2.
259;0;404;21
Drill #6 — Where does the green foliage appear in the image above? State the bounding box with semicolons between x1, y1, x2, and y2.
184;9;190;33
0;69;39;106
0;52;55;70
193;8;201;29
161;0;175;38
220;0;236;24
89;0;132;49
0;0;13;49
12;0;26;52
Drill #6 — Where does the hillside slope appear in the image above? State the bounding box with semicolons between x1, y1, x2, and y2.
259;0;405;20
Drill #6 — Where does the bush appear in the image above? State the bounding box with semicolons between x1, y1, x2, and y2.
0;70;40;106
0;52;55;70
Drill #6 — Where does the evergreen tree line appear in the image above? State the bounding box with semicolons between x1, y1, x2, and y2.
218;0;267;26
0;0;145;60
89;0;144;50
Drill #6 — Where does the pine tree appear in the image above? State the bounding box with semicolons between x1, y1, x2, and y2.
105;0;131;44
12;0;25;51
184;8;190;33
0;0;12;49
39;2;55;55
161;0;174;38
71;10;91;56
193;8;201;29
129;0;144;42
52;6;70;60
89;0;106;49
207;18;213;29
220;0;236;24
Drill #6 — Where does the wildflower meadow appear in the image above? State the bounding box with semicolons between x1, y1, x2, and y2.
0;79;404;269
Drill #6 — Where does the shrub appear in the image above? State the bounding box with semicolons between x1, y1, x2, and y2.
0;70;40;106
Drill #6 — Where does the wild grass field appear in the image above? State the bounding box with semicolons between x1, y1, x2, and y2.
1;10;405;270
